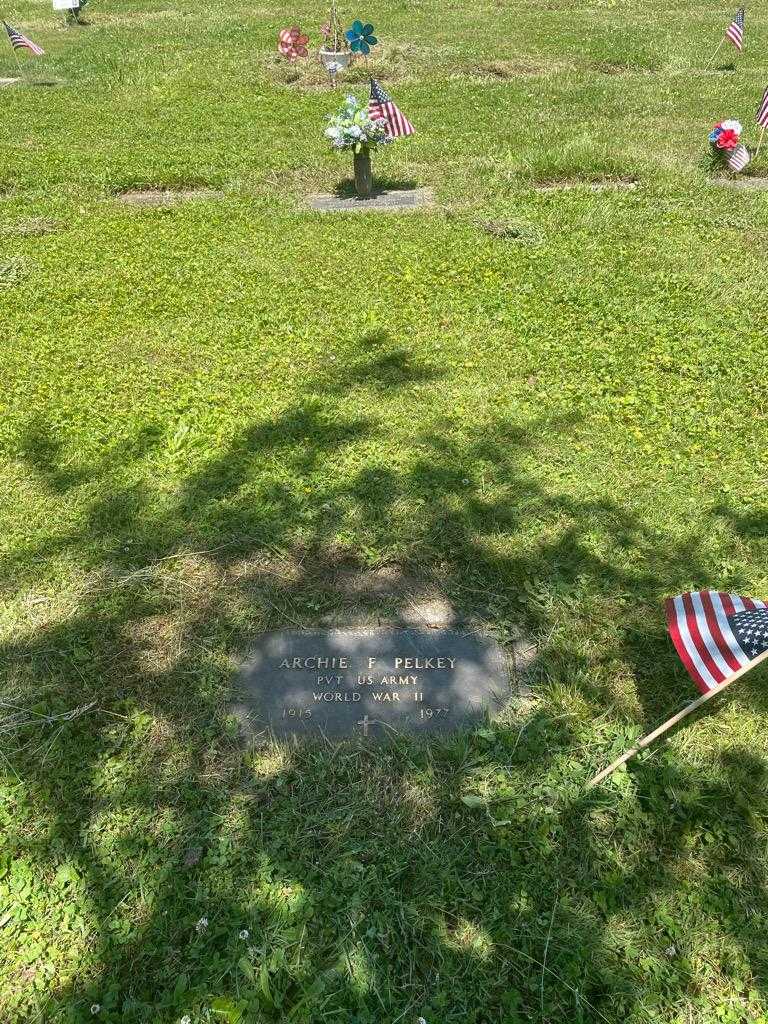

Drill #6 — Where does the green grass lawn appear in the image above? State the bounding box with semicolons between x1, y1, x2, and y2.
3;0;768;1020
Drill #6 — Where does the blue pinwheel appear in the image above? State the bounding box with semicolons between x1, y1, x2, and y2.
345;20;377;55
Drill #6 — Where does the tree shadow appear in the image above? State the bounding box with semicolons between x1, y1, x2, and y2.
3;329;768;1022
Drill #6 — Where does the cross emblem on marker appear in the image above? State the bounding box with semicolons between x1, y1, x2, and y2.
357;715;370;736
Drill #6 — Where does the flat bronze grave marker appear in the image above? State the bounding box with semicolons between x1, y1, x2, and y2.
233;627;513;741
308;188;434;213
712;177;768;190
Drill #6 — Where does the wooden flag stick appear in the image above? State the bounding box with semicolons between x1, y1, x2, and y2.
756;125;766;160
709;37;726;66
587;647;768;789
11;46;23;80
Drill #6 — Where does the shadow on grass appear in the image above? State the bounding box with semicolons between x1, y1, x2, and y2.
332;176;421;199
2;331;768;1022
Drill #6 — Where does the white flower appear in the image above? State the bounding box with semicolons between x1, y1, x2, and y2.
722;119;742;133
417;1018;428;1024
90;1007;100;1016
239;929;249;940
180;1017;192;1024
195;916;208;933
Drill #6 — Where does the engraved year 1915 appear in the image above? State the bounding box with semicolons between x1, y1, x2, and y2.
282;707;313;719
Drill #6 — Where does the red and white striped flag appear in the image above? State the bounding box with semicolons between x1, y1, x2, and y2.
369;78;414;139
3;20;44;55
666;591;768;693
727;142;751;171
757;86;768;128
725;8;745;51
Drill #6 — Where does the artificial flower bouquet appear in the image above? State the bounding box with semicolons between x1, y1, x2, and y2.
324;93;390;153
710;118;742;153
709;119;751;172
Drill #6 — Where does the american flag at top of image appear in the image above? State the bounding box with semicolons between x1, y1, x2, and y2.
757;86;768;128
725;7;745;50
3;21;44;55
666;591;768;693
369;78;414;139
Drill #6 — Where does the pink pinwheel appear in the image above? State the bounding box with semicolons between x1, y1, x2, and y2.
278;26;309;60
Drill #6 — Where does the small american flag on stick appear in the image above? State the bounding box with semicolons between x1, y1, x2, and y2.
3;21;44;55
725;7;745;50
666;590;768;693
369;78;414;139
588;590;768;788
757;87;768;128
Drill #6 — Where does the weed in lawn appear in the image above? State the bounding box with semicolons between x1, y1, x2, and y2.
479;219;541;243
0;259;27;286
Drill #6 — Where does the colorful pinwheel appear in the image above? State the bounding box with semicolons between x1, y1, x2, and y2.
345;20;377;55
278;26;309;60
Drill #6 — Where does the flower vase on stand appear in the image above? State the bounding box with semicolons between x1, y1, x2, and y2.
353;147;373;198
320;0;351;86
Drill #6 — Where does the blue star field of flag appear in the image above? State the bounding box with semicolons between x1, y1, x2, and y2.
729;608;768;658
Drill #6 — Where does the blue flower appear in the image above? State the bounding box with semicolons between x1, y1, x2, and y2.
345;20;377;55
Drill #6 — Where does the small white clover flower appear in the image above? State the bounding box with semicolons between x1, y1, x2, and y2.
180;1016;192;1024
239;929;249;940
195;916;208;933
90;1007;100;1016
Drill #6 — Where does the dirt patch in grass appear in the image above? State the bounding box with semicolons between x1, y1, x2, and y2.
2;217;61;237
466;59;555;79
115;187;223;207
533;174;639;192
595;61;632;75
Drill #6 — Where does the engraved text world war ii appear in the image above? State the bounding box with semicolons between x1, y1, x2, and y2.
233;628;511;739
